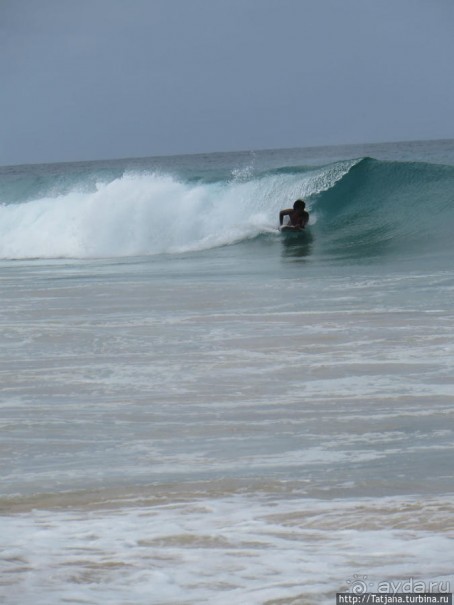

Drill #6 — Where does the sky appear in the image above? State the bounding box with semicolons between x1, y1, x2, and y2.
1;0;453;165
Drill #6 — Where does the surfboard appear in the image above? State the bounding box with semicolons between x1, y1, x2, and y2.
279;226;306;234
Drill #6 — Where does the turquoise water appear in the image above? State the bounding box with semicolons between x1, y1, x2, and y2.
1;140;453;604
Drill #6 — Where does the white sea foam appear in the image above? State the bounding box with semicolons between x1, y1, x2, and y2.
1;494;453;605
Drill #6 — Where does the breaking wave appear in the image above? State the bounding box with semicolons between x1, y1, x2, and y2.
1;157;453;260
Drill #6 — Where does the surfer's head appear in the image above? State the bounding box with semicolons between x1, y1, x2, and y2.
293;199;306;211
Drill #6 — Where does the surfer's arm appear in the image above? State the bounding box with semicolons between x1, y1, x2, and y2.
279;209;292;226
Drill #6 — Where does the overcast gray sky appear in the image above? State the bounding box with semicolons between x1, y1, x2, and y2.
1;0;453;165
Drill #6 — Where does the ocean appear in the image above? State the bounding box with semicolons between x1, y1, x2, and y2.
1;139;453;604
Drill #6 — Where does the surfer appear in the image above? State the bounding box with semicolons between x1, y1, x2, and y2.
279;199;309;230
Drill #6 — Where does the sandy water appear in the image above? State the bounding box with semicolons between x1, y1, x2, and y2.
1;248;453;604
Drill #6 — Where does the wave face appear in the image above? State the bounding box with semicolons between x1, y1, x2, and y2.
312;158;454;260
1;156;453;261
